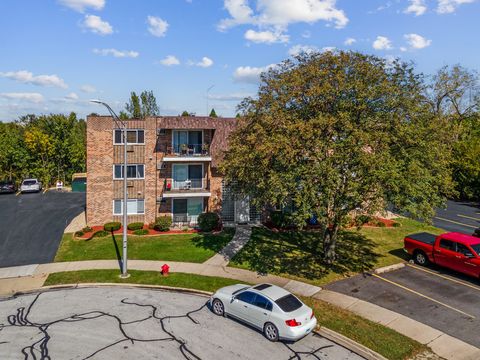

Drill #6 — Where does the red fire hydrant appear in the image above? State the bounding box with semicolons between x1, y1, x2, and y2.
161;263;170;276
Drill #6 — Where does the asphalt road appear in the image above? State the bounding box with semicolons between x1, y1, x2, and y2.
0;191;85;268
327;264;480;347
433;200;480;234
0;287;363;360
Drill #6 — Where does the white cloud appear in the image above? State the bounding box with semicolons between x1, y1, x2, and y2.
233;64;277;84
404;33;432;49
58;0;105;12
82;15;113;35
159;55;180;66
405;0;427;15
344;37;356;45
207;93;253;101
373;36;393;50
65;92;79;100
219;0;349;34
193;57;214;68
288;44;318;56
0;70;67;88
93;48;139;58
400;46;408;52
244;29;289;43
321;46;336;52
80;84;96;93
437;0;476;13
0;92;44;103
147;16;169;37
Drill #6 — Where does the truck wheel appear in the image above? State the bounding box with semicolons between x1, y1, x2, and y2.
413;251;428;266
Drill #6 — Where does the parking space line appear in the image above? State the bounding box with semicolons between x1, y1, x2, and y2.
434;216;477;229
43;189;48;194
457;214;480;221
15;191;21;196
406;263;480;292
372;273;476;319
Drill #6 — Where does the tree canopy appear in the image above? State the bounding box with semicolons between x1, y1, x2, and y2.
221;51;454;261
209;108;218;117
124;90;159;119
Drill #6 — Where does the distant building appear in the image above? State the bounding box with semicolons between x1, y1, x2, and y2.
86;115;259;226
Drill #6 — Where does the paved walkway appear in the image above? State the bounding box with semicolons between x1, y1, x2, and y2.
64;211;86;233
0;227;478;359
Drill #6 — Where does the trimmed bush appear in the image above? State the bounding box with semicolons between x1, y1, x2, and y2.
82;226;93;233
377;221;386;228
128;222;144;231
198;212;220;232
355;215;372;226
270;211;292;229
93;230;109;238
75;230;84;237
154;216;172;232
133;229;149;236
104;222;121;232
148;222;155;230
392;221;401;228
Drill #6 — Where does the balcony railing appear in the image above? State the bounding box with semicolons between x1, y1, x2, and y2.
166;143;210;157
172;213;198;226
164;178;208;191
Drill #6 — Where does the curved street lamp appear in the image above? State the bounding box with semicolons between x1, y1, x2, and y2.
90;100;129;278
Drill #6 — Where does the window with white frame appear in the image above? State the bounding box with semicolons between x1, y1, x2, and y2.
114;129;145;144
113;164;145;179
113;199;145;215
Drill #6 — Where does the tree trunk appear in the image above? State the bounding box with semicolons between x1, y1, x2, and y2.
323;223;339;263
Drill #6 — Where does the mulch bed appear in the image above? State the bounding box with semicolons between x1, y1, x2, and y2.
75;225;198;239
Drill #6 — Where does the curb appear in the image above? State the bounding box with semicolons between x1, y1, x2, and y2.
374;262;405;274
317;327;387;360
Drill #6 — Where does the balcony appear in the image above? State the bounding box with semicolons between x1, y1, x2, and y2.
162;178;211;198
162;143;212;162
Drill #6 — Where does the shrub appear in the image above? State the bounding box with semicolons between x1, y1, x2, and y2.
104;222;121;232
154;216;172;232
128;222;144;231
355;215;372;226
82;226;93;233
182;226;190;232
198;212;220;232
270;211;292;229
133;229;149;236
377;221;386;228
75;230;84;237
93;230;109;238
392;221;401;227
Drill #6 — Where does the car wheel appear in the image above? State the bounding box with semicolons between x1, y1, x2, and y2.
414;251;428;266
263;322;279;342
212;299;225;316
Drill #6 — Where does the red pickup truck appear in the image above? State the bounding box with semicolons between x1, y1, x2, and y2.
404;232;480;278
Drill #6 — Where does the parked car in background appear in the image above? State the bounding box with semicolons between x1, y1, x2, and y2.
404;232;480;278
20;178;42;193
0;181;16;194
210;283;316;342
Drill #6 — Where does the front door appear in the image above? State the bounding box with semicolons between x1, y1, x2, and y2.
455;243;480;276
235;196;250;223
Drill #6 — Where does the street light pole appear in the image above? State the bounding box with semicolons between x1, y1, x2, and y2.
91;100;129;278
206;84;214;116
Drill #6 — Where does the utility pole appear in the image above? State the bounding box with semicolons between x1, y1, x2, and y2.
206;85;214;116
91;100;130;278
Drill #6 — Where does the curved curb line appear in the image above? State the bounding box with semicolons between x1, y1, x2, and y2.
373;262;405;274
317;327;387;360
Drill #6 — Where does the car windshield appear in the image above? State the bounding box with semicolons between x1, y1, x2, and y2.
23;180;36;185
470;243;480;255
233;286;250;295
275;294;303;312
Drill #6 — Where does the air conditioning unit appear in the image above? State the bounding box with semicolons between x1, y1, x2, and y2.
157;128;166;136
127;145;134;152
127;181;134;187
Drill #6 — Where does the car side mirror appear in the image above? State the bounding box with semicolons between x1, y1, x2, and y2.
231;296;236;302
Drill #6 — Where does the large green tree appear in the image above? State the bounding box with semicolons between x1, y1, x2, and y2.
125;90;159;119
221;51;454;262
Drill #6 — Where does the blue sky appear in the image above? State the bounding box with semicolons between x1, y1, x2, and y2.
0;0;479;121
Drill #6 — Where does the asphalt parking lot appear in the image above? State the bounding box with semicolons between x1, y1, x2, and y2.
434;200;480;234
0;190;85;268
0;287;363;360
327;263;480;347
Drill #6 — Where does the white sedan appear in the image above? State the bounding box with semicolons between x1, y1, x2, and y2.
20;178;42;193
210;283;317;342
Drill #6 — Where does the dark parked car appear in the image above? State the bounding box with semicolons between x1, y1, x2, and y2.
0;181;16;194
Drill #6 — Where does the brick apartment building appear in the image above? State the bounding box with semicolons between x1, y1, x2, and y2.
86;115;259;227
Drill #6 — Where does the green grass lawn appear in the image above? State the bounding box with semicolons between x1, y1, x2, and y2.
44;270;243;292
55;228;235;263
230;218;444;286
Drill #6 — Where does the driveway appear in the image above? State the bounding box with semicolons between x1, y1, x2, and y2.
0;287;363;360
326;263;480;347
0;191;85;268
434;200;480;233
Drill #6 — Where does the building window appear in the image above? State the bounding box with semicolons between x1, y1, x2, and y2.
114;129;144;145
113;199;145;215
113;164;145;179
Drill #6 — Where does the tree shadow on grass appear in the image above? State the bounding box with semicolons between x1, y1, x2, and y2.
191;228;236;253
230;228;379;281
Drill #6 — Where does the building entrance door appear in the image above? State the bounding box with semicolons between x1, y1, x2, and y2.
235;196;250;223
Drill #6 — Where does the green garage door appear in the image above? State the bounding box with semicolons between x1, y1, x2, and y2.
72;177;86;192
